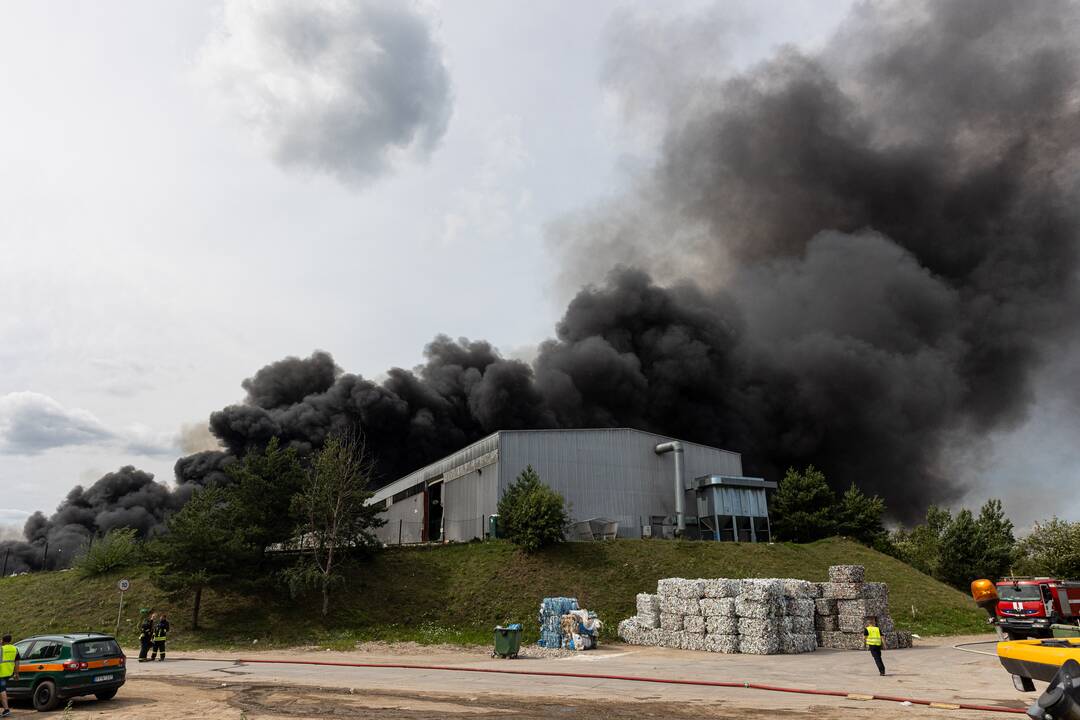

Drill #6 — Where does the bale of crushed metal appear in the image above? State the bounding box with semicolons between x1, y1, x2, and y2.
636;611;659;629
681;631;706;652
828;565;866;583
779;579;817;598
657;629;683;648
817;631;865;651
665;578;706;599
739;633;781;655
617;618;660;646
659;596;681;614
683;614;706;633
782;633;818;654
823;582;863;599
735;597;781;619
784;597;815;617
739;578;783;601
861;582;888;599
815;614;839;631
706;616;739;635
636;593;660;615
897;630;913;648
679;598;703;615
700;598;736;617
787;616;815;634
838;613;869;633
838;599;887;618
703;578;741;598
738;617;782;637
656;578;686;597
879;616;896;634
660;613;684;631
814;598;838;616
704;634;740;654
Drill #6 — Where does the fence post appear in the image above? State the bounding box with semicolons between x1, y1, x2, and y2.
41;541;48;570
398;518;403;545
1;549;8;577
482;515;486;541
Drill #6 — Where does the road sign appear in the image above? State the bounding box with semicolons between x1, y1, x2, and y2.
118;579;130;592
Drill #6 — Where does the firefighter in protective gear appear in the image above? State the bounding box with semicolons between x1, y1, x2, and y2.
0;633;19;717
864;617;885;676
139;612;155;662
150;613;170;661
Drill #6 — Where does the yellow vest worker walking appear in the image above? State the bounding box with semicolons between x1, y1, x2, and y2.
0;633;20;717
864;618;885;676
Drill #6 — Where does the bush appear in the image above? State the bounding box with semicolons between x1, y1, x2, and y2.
73;528;142;577
497;465;567;553
1014;517;1080;578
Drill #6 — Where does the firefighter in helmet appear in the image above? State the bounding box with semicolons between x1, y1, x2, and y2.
150;613;170;661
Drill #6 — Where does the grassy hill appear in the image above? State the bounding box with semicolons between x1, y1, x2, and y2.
0;538;986;650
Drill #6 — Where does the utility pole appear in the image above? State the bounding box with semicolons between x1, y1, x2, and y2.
1;549;8;577
41;541;48;571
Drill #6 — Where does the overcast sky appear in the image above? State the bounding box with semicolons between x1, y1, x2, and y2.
1;0;1072;529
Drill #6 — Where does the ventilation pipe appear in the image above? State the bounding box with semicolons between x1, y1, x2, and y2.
654;441;685;535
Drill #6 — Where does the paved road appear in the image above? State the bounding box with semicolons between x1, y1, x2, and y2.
126;635;1033;717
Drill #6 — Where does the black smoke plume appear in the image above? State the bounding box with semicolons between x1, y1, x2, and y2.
11;0;1080;566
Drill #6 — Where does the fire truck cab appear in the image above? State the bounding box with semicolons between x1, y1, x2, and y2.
992;578;1080;639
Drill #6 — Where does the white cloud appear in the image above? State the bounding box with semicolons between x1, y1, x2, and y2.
0;392;115;455
197;0;453;186
0;392;178;458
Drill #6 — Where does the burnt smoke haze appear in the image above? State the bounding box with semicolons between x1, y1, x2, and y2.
6;0;1080;570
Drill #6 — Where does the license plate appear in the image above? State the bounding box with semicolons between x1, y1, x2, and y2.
94;675;114;683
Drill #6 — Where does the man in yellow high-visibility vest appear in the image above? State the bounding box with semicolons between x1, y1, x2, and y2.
864;618;885;676
0;633;19;717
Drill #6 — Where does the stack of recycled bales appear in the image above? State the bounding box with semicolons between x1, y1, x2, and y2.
560;609;603;650
815;565;913;650
618;577;818;654
538;597;579;648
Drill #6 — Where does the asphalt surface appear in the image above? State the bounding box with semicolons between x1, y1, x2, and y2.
123;634;1034;717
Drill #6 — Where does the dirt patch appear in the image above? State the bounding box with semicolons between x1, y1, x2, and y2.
47;677;930;720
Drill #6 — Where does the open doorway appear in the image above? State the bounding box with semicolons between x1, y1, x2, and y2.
426;480;443;542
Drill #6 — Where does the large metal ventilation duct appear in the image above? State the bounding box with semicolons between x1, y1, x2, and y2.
654;441;685;535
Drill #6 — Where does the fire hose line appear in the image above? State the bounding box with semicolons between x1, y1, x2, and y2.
173;656;1027;715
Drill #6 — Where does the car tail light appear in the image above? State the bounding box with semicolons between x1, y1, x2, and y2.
63;661;89;672
118;657;125;667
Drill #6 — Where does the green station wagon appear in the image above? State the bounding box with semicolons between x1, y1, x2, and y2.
7;633;126;711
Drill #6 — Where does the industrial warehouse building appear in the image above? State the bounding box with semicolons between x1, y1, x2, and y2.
369;428;776;545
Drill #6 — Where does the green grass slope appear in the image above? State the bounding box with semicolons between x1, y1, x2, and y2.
0;538;986;650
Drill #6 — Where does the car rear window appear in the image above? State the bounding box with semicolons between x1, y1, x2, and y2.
74;639;122;659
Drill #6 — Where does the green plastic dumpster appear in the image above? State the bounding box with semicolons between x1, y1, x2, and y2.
1052;624;1080;638
488;514;500;539
493;624;522;658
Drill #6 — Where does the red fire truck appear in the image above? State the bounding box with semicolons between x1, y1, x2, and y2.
973;577;1080;639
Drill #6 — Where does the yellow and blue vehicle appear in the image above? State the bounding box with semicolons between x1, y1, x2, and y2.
7;633;126;711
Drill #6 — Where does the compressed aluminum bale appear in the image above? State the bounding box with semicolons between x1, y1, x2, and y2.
681;631;707;652
683;614;706;633
738;617;782;637
838;599;888;618
657;578;685;597
784;597;815;617
703;578;741;598
809;583;825;598
700;598;736;617
703;634;740;654
828;565;866;583
814;598;838;616
897;630;913;649
818;631;865;651
814;614;839;631
658;630;683;649
782;633;818;654
659;597;682;615
679;598;703;615
861;582;888;599
674;579;706;599
637;611;659;629
618;619;660;646
736;597;781;619
879;616;896;634
779;579;816;597
706;616;739;635
838;613;869;633
789;615;815;634
636;593;660;615
884;632;900;650
739;578;783;601
824;582;863;600
660;613;684;631
739;634;781;655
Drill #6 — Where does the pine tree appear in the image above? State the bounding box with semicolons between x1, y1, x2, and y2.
770;466;837;542
836;483;888;547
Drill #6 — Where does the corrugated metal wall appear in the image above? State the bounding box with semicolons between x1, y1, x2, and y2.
442;463;499;542
497;429;744;538
375;492;425;544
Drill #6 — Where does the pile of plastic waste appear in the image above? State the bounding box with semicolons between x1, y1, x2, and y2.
538;597;603;650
